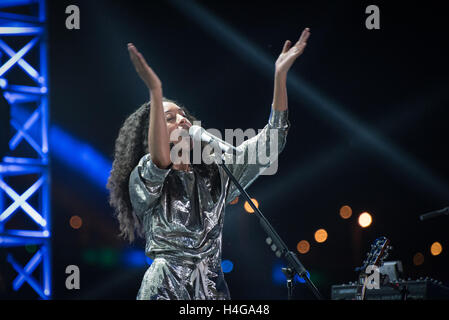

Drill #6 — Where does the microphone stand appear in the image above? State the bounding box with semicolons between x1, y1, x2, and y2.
215;148;323;300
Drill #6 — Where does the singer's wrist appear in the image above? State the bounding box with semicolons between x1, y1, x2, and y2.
269;108;289;129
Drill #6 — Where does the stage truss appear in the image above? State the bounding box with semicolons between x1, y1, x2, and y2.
0;0;51;299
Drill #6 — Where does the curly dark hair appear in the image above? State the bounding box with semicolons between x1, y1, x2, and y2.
106;97;220;242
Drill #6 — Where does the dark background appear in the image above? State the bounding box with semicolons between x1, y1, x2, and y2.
1;0;448;299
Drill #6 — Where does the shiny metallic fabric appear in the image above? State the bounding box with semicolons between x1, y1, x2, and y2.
129;109;289;300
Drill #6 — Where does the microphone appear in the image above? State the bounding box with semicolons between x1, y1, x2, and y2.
189;125;241;155
419;207;449;221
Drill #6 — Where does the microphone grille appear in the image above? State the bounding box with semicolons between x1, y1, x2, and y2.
189;125;202;137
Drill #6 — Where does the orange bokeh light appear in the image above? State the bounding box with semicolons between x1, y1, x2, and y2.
230;197;239;205
297;240;310;254
430;242;443;256
244;199;259;213
339;205;352;219
314;229;328;243
70;215;82;229
413;252;424;266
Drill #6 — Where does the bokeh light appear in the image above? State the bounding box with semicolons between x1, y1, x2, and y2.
339;205;352;219
358;212;372;228
297;240;310;254
430;242;443;256
244;198;259;213
221;259;234;273
230;197;239;205
314;229;328;243
413;252;424;266
69;215;82;229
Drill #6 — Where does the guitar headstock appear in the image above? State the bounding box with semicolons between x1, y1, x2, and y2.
359;236;392;273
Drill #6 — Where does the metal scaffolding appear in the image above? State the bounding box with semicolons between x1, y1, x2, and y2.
0;0;51;299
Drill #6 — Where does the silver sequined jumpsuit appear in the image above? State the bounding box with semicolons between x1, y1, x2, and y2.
128;109;289;300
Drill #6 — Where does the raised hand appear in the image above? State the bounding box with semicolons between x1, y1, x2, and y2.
127;43;162;90
275;28;310;75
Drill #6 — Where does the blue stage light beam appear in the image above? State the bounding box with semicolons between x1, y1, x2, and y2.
50;125;112;191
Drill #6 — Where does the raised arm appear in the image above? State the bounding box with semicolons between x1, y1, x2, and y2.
128;43;171;169
272;27;310;112
224;28;311;204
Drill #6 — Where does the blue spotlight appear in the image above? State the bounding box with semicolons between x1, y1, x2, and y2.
221;259;234;273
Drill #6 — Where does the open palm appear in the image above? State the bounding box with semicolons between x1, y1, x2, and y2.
275;28;310;74
128;43;161;90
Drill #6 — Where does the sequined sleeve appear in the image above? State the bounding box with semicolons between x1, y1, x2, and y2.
129;153;172;220
223;108;290;204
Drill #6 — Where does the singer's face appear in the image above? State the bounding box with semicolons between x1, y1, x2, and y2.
163;102;193;150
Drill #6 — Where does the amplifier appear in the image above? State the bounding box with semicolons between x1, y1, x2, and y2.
331;278;449;300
